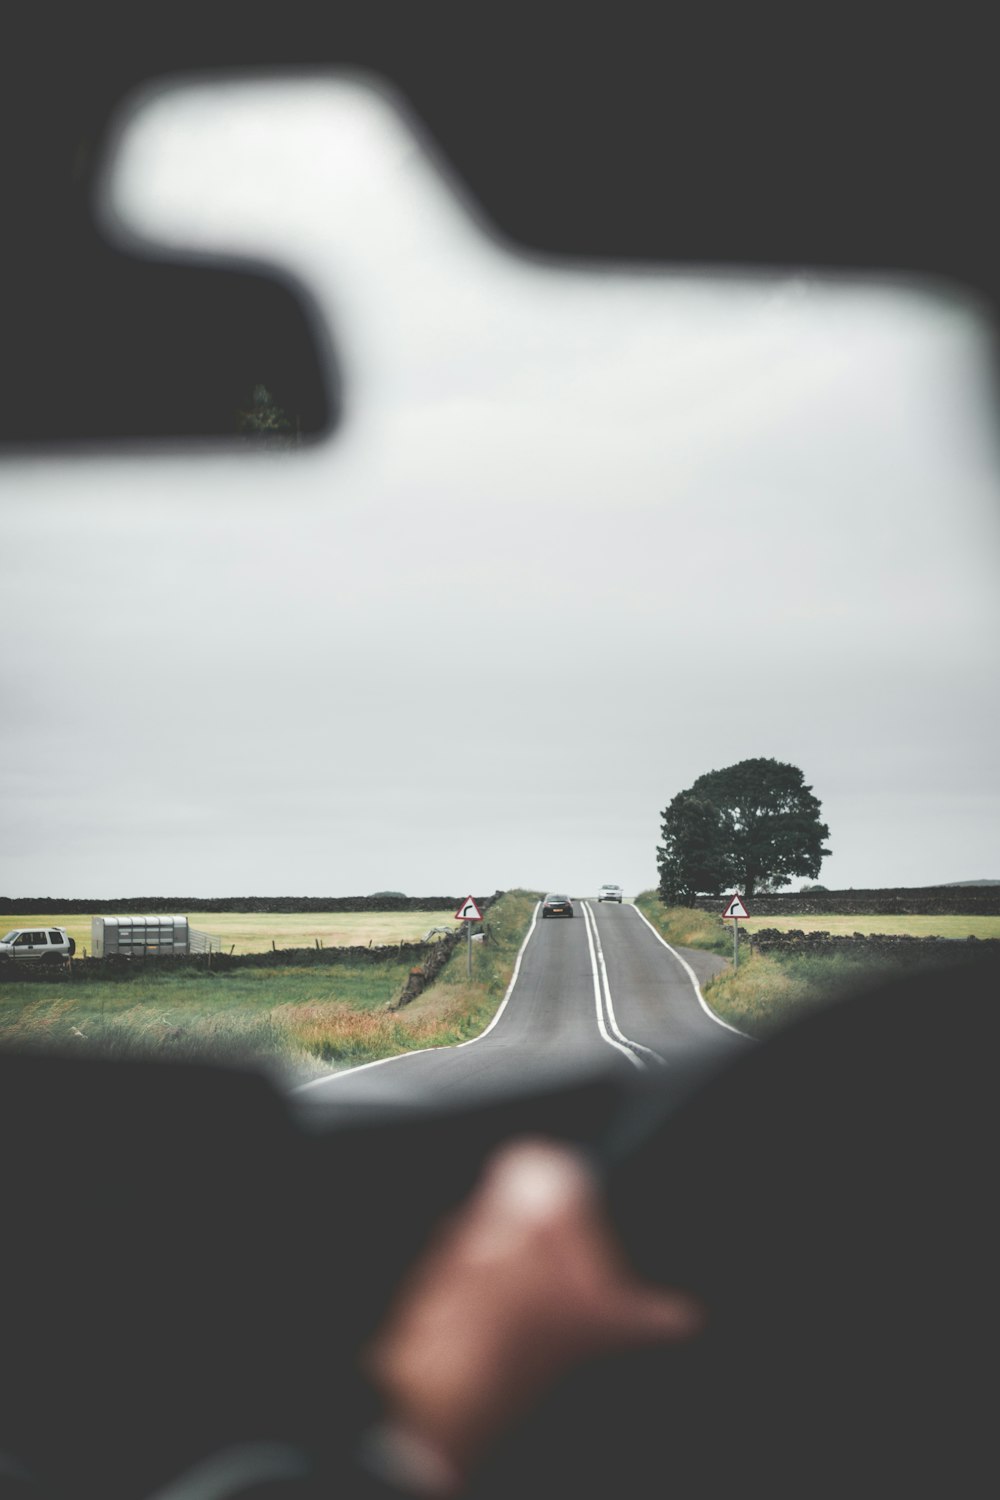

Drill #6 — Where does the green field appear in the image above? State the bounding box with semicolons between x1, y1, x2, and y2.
0;892;539;1078
0;963;413;1077
0;910;460;956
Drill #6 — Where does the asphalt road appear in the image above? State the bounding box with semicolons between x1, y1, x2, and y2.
294;900;752;1123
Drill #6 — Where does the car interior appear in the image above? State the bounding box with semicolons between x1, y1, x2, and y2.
2;9;998;1500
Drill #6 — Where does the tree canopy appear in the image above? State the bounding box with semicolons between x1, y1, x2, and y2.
657;757;831;902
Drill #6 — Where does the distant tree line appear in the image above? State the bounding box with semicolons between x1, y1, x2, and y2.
0;894;501;915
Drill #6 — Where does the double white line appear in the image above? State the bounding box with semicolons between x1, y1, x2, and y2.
580;901;664;1072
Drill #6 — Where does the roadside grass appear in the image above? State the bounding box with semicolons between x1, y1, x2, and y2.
633;889;983;1039
698;950;911;1037
633;893;732;956
0;893;540;1077
0;962;413;1080
391;889;541;1045
0;910;460;957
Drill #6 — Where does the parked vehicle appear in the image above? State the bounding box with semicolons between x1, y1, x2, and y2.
0;927;75;962
90;915;222;957
92;915;188;957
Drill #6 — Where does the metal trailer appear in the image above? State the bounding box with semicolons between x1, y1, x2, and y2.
91;914;191;958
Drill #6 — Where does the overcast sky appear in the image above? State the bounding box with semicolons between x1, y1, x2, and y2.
3;74;999;901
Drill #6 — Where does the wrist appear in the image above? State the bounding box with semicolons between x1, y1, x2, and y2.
356;1421;465;1499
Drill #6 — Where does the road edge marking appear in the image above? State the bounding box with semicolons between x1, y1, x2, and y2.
455;900;540;1048
630;903;750;1038
293;901;542;1090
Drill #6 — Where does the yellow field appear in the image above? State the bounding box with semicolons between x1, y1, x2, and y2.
0;910;461;958
741;913;1000;939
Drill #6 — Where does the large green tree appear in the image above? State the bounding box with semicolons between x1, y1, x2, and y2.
656;790;735;903
657;757;831;901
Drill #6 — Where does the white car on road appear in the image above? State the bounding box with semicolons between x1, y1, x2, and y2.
597;884;623;903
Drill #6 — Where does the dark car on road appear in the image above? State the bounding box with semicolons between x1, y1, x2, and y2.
541;894;574;918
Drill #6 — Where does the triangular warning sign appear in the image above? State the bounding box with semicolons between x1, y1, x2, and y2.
455;895;483;921
722;893;749;919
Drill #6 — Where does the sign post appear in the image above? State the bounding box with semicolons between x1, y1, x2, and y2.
455;895;483;979
721;892;750;969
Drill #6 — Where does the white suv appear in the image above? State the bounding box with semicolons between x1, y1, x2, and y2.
597;884;623;903
0;926;75;962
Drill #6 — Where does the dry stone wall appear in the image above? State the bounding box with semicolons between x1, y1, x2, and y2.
1;899;499;984
741;928;1000;966
691;886;1000;917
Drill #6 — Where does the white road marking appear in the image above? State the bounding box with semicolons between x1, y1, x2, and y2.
456;901;540;1048
630;903;750;1037
293;901;542;1091
581;901;662;1069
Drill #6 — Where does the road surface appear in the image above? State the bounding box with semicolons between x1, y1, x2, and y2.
294;900;752;1124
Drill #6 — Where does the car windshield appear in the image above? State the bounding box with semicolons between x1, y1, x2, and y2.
1;932;19;943
1;65;998;1081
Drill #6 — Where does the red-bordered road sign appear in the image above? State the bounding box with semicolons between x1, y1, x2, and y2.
455;896;483;921
722;893;750;919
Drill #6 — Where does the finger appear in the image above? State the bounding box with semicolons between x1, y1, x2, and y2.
459;1138;598;1257
601;1283;707;1344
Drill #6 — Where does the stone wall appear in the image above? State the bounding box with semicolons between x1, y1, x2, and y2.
742;928;1000;965
388;928;466;1008
0;907;497;985
0;941;431;983
690;885;1000;916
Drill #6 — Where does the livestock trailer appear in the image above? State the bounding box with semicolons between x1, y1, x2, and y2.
91;914;193;957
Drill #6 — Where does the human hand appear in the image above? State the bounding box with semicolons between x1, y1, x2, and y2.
363;1137;704;1492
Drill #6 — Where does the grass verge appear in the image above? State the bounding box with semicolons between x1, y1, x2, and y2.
633;892;732;956
697;950;915;1037
383;889;541;1047
633;889;962;1039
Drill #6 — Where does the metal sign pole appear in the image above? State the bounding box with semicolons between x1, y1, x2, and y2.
722;893;749;970
455;896;482;980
